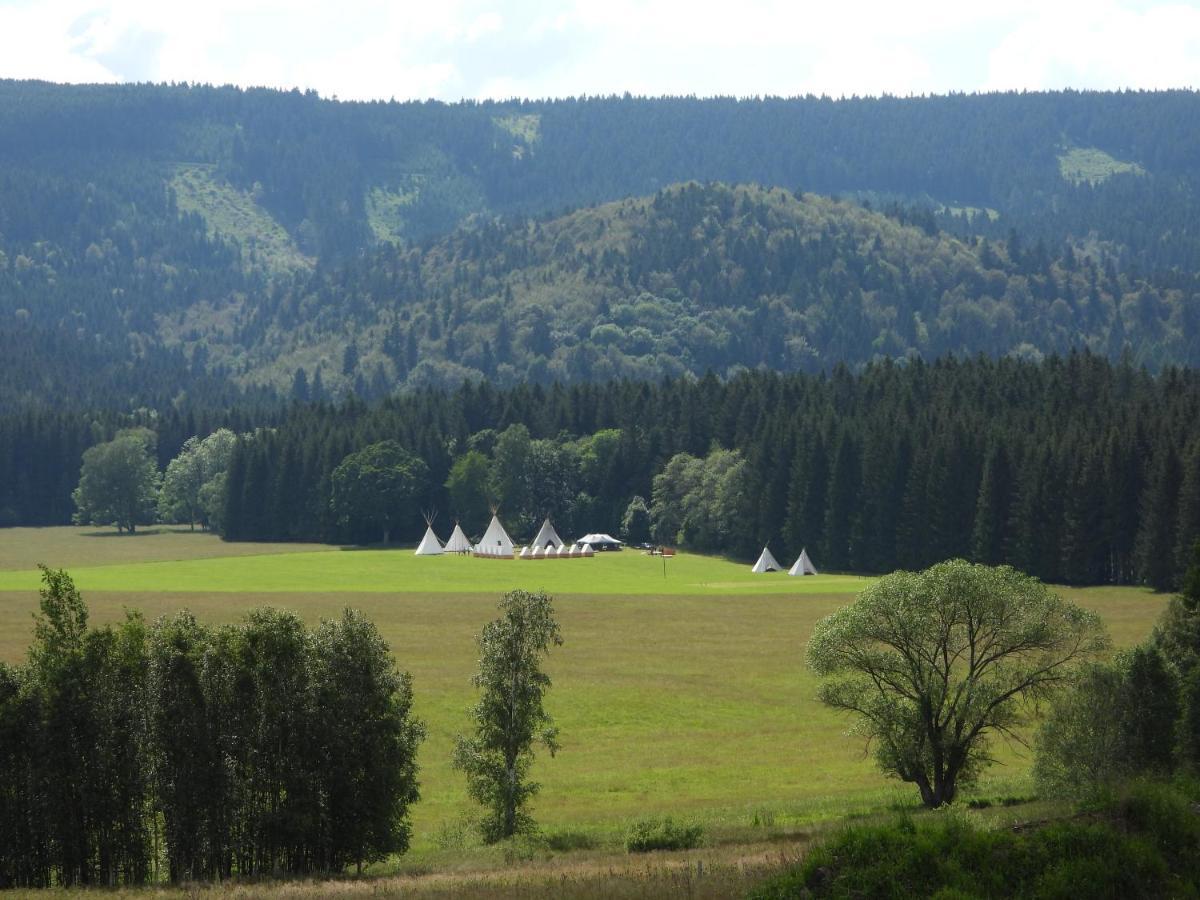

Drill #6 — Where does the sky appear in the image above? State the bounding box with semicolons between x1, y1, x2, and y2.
0;0;1198;102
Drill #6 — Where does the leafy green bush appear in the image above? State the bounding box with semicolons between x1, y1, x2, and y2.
749;781;1200;899
625;818;704;853
544;829;598;852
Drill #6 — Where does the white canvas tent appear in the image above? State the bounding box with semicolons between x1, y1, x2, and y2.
751;546;782;573
577;533;623;551
789;549;819;576
531;517;564;549
475;513;515;558
445;523;472;554
414;512;444;556
414;525;444;555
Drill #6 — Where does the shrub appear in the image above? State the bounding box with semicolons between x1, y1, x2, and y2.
544;829;598;852
749;781;1200;899
625;818;704;853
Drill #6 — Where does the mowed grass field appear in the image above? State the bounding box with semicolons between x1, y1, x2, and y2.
0;527;1171;867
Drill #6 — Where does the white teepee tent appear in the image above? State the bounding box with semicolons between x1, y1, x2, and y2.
445;522;472;554
751;546;783;573
475;512;514;558
414;526;444;555
788;548;819;576
414;512;444;556
531;517;564;549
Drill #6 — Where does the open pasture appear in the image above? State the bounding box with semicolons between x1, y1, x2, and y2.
0;528;1171;861
0;529;869;595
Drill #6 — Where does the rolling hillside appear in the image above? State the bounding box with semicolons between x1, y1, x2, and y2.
2;82;1200;408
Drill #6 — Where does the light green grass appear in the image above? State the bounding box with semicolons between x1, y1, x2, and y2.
0;528;1170;870
171;163;313;272
1058;146;1146;185
0;544;870;595
366;184;420;243
494;113;541;146
0;526;332;571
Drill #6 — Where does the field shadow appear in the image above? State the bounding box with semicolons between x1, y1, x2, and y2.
80;527;205;538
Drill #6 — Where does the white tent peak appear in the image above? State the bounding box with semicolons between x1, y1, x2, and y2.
789;549;818;576
475;513;514;558
445;522;472;554
751;546;782;573
531;517;564;548
414;522;444;556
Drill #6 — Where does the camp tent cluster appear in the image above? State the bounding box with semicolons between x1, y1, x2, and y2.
412;512;477;556
413;513;612;559
517;518;595;559
752;545;818;576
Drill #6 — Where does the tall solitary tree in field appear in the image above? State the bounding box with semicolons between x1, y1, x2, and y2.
330;441;429;544
453;590;562;842
72;428;160;533
808;559;1108;808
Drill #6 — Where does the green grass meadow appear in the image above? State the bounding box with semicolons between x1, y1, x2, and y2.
0;528;1171;870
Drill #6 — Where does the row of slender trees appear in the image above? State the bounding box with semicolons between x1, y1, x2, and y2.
0;569;422;888
0;571;563;889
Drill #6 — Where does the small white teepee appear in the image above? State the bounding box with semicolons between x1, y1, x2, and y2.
788;548;819;576
475;511;515;558
531;517;564;549
751;546;783;573
519;545;532;559
414;512;444;556
445;522;472;554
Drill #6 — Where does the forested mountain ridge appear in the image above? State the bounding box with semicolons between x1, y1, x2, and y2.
3;81;1200;408
151;180;1197;395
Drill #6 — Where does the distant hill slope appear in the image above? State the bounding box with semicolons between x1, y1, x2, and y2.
2;81;1198;263
218;182;1197;393
2;82;1200;407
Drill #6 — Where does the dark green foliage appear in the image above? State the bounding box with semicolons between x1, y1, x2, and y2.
1122;646;1182;774
1035;647;1182;797
1181;669;1200;773
543;829;598;852
750;781;1200;899
0;570;423;886
329;440;430;544
70;427;160;532
445;449;492;534
624;818;704;853
453;590;562;843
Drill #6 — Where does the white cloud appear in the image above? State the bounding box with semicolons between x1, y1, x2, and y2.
0;0;1196;99
984;1;1200;91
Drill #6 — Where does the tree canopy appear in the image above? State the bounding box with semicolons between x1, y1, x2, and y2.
808;559;1109;807
453;589;563;842
70;428;160;532
329;440;430;544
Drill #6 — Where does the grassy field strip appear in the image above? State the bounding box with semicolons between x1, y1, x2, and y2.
0;547;872;595
0;526;333;571
0;582;1168;861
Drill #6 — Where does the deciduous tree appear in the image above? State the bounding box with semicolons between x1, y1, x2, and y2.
453;590;562;842
71;428;160;533
809;559;1108;808
330;441;429;544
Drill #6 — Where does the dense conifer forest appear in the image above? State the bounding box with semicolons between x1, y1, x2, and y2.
5;356;1199;590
